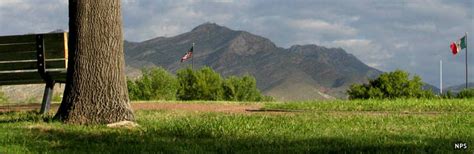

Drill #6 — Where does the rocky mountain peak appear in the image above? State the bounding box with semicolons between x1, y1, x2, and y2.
288;44;350;58
226;31;278;56
191;22;230;33
123;22;383;100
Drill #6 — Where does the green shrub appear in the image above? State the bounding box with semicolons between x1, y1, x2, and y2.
348;70;434;99
127;79;140;100
177;67;223;101
52;93;63;102
456;88;474;99
176;68;198;100
0;90;7;103
260;95;275;102
440;90;455;99
222;75;263;101
127;67;179;100
129;66;272;102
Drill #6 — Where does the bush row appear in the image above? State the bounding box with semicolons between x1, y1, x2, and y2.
441;88;474;99
348;69;474;99
127;67;273;101
347;70;435;99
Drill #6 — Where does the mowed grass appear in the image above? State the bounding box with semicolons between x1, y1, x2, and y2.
0;99;473;153
263;98;474;112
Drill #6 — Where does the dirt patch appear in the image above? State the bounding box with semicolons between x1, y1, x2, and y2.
1;103;470;115
133;103;262;113
0;104;59;112
0;103;264;114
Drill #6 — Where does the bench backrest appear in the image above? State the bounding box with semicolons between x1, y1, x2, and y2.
0;32;68;85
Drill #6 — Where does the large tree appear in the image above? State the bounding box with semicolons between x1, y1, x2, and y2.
55;0;134;124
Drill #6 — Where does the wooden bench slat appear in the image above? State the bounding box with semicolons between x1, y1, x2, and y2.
0;32;67;63
0;32;68;85
0;33;66;44
0;35;35;44
0;71;67;85
0;60;66;71
0;50;67;61
44;40;67;57
0;80;46;85
0;33;67;54
0;43;36;53
0;51;36;61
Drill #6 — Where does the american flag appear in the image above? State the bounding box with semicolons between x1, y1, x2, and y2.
180;46;193;62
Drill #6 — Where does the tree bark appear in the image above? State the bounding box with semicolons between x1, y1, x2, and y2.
55;0;134;124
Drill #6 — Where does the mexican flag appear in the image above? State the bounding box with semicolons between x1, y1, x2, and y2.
450;35;467;55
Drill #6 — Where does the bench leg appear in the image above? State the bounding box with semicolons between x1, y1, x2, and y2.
40;81;55;114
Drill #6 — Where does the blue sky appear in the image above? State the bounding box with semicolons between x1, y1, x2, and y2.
0;0;473;87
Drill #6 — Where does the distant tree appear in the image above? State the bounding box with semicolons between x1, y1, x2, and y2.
223;76;242;101
223;75;263;101
128;66;273;102
176;68;199;100
196;67;224;100
348;70;434;99
177;67;224;100
127;67;178;100
456;88;474;99
127;80;140;101
443;90;455;99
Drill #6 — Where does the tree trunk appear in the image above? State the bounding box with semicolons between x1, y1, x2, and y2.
54;0;134;124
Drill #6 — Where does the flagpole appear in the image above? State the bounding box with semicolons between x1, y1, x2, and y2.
466;32;468;89
440;60;443;94
192;42;195;70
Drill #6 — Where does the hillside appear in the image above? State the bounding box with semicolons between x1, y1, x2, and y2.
444;82;474;93
124;23;382;100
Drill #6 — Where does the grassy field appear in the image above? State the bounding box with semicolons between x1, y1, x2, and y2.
0;99;473;153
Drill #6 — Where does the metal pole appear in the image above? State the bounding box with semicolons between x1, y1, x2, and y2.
440;60;442;94
40;81;55;114
192;43;195;70
466;32;468;89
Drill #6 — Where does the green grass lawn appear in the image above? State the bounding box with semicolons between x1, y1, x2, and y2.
0;99;473;153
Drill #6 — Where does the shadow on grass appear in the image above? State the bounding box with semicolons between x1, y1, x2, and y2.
4;126;470;153
0;111;54;123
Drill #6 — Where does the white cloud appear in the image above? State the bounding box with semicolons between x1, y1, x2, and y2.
394;42;408;49
405;0;468;21
0;0;67;35
394;22;437;33
0;0;20;7
289;19;358;36
330;39;392;68
0;0;472;87
122;0;245;41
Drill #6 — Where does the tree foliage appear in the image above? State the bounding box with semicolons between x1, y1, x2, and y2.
440;90;455;99
0;90;7;103
177;67;223;100
456;88;474;99
128;67;179;101
128;66;272;102
222;75;263;101
347;70;434;99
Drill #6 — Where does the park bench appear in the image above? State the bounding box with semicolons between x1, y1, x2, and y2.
0;32;68;114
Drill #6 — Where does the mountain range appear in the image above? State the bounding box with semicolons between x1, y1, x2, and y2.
124;23;383;100
444;82;474;93
1;23;444;102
